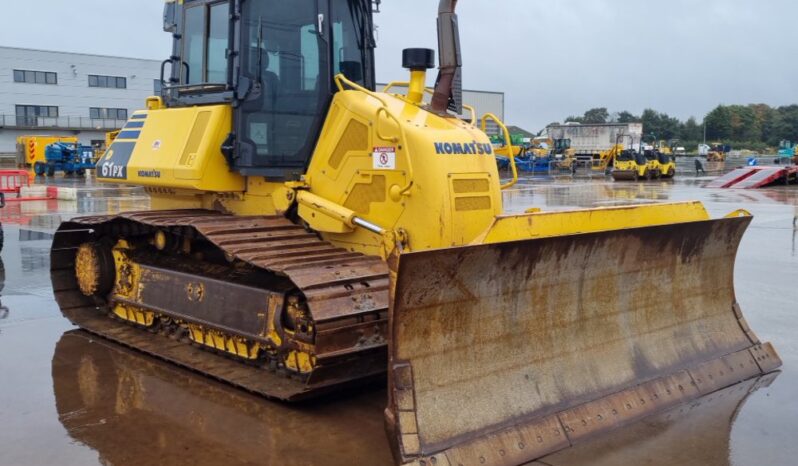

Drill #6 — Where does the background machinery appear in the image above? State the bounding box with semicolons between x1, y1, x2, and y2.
49;1;781;465
34;142;96;177
708;143;732;161
94;130;121;161
594;132;633;175
611;148;650;180
493;135;574;175
613;133;676;181
613;148;675;181
547;122;642;171
15;135;78;170
776;140;798;164
657;150;677;178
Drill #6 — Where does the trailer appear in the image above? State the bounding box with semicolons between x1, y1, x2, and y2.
706;166;798;189
546;122;643;168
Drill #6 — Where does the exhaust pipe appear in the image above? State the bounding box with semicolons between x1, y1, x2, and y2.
430;0;463;115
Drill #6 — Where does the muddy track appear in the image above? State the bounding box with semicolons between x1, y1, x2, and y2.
50;210;389;401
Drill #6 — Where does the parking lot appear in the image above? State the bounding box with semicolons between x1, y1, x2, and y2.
0;173;795;465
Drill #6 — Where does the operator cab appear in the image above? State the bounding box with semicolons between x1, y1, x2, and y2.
552;138;571;155
616;150;635;162
160;0;376;178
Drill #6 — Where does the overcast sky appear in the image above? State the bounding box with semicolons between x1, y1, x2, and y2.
2;0;796;132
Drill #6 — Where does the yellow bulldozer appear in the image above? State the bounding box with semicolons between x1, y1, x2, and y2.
50;1;780;465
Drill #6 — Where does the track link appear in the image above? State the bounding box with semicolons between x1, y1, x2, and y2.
51;210;389;401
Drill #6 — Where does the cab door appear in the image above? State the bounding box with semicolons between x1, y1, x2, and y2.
234;0;332;178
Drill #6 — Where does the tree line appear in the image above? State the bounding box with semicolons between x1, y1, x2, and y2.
554;104;798;151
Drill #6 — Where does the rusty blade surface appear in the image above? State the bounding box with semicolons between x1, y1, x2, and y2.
386;216;782;465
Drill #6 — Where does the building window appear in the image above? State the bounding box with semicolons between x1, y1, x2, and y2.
13;69;57;85
15;105;59;126
88;74;127;89
90;107;128;120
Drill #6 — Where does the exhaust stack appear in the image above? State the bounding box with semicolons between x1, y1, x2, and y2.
430;0;462;115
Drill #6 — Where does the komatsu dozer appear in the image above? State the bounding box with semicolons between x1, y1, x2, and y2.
50;1;781;465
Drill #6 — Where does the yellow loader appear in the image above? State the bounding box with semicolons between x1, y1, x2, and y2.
50;1;780;465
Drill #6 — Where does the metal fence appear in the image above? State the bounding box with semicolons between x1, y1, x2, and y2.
573;159;611;177
0;115;126;131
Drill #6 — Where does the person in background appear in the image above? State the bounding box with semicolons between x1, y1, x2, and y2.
695;158;706;175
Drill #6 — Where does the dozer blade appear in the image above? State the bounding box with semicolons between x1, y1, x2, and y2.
386;215;781;466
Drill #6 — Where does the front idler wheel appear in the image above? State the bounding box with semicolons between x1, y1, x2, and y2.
75;241;116;297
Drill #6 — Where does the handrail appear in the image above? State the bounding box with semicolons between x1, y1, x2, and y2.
381;81;410;93
335;74;414;196
381;82;477;124
0;115;126;130
462;104;477;127
481;113;518;189
382;81;434;97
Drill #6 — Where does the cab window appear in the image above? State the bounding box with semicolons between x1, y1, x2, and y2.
332;0;370;85
183;2;229;85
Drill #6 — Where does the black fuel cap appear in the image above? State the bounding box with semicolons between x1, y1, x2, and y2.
402;48;436;71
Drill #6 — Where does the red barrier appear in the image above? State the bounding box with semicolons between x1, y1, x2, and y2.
0;170;55;202
0;170;30;195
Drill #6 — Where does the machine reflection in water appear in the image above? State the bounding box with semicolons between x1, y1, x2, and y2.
0;256;7;321
538;372;779;466
52;330;780;466
51;331;394;466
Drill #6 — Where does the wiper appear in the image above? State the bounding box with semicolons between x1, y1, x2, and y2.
352;0;374;84
256;17;264;86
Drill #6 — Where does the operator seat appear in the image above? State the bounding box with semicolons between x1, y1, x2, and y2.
241;51;280;162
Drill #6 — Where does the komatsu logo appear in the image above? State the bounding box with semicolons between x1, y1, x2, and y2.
434;142;494;155
138;170;161;178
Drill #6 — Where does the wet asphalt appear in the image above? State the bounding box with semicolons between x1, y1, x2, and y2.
0;163;796;465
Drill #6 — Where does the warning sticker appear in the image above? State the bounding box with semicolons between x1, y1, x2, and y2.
373;147;396;170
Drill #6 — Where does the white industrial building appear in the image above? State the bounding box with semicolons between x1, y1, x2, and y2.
0;46;161;155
